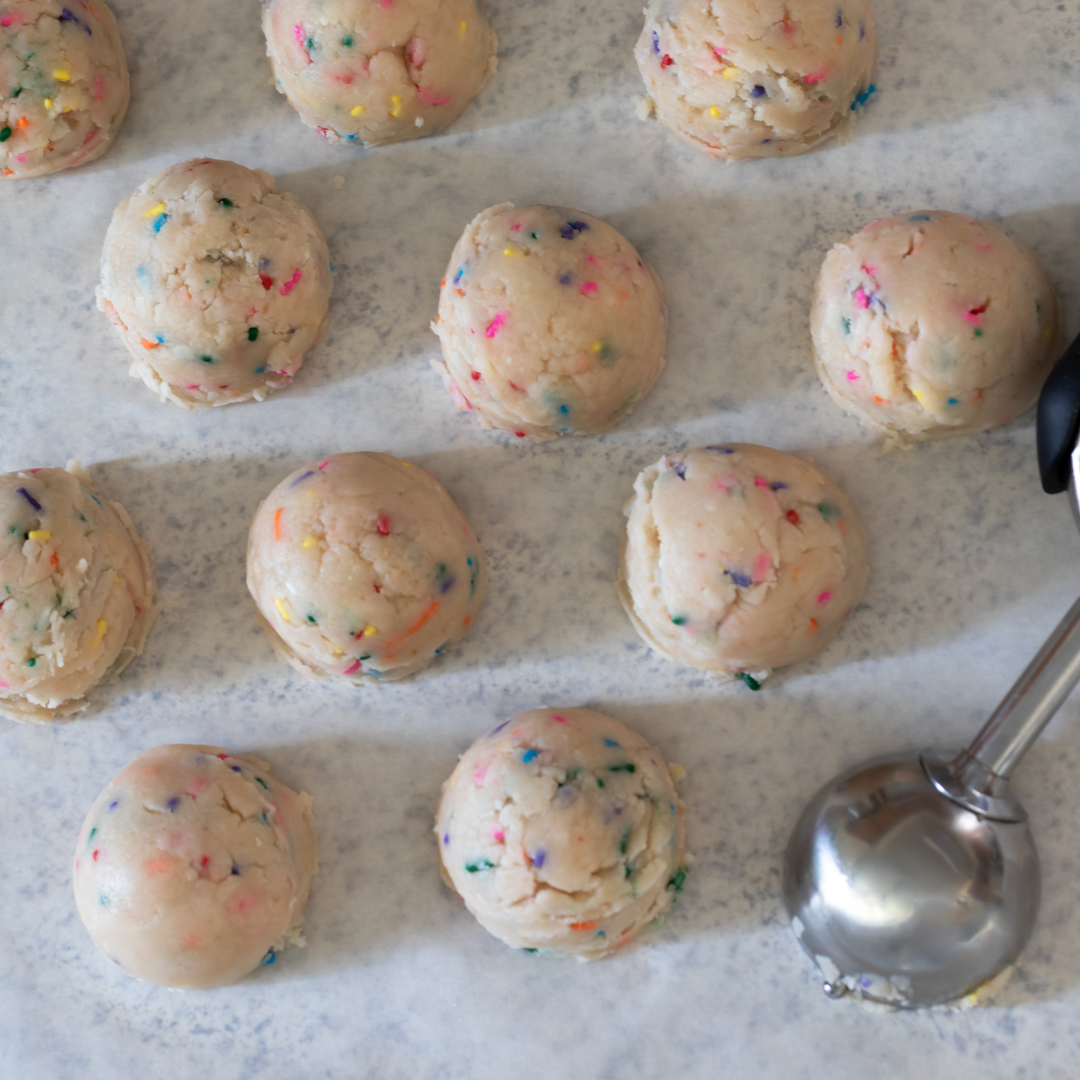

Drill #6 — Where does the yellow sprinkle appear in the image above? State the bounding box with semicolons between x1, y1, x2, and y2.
363;625;378;637
459;19;467;38
43;98;53;109
53;69;71;82
390;95;402;118
332;649;344;655
62;105;71;113
145;202;167;218
591;342;602;352
91;619;107;649
723;68;738;79
27;530;50;542
913;389;926;407
351;104;365;117
503;247;523;257
709;106;720;117
302;536;318;549
274;597;291;623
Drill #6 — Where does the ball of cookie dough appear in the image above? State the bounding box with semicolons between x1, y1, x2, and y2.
436;707;687;958
0;0;129;180
433;203;667;441
97;158;333;409
618;444;867;683
262;0;497;146
0;464;158;723
811;211;1059;442
635;0;876;160
247;452;485;684
73;744;319;989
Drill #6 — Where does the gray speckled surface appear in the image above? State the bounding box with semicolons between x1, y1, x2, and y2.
3;0;1080;1076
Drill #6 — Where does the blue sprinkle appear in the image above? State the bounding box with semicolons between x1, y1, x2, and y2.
522;749;539;763
346;134;358;141
167;797;180;812
453;266;466;284
604;738;620;747
443;833;450;845
153;214;168;233
706;446;734;454
727;570;752;588
260;951;276;966
651;30;659;54
751;85;766;98
89;493;101;506
467;557;474;566
558;405;569;415
532;850;546;868
440;576;456;593
771;482;788;490
330;263;335;272
673;463;686;479
947;397;958;406
255;366;267;374
559;273;572;284
597;930;605;937
908;214;931;222
155;334;164;343
851;84;876;110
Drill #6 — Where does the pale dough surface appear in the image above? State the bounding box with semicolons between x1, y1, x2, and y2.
73;744;319;989
97;158;333;409
811;210;1059;442
434;203;667;440
635;0;876;160
0;464;158;723
247;452;486;684
262;0;497;146
0;0;129;179
618;444;867;681
436;707;687;958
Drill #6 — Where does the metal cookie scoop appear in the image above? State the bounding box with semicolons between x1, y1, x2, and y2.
782;330;1080;1008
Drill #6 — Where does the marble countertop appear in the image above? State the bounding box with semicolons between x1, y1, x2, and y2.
3;0;1080;1076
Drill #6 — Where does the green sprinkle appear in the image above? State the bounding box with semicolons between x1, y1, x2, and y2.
597;778;605;788
0;127;11;143
668;867;688;892
619;831;630;855
99;894;108;906
609;763;636;774
671;615;687;626
818;501;841;521
974;328;983;337
25;657;35;667
625;864;633;880
11;87;21;98
523;948;539;954
306;614;316;624
530;232;539;239
341;35;353;46
247;326;259;341
1036;300;1042;314
738;672;761;691
841;317;851;334
564;767;580;781
218;198;233;207
89;827;97;843
255;777;269;790
465;859;495;873
201;355;213;364
359;654;371;661
306;37;315;49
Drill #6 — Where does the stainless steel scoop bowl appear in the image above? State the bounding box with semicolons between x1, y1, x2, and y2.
783;330;1080;1008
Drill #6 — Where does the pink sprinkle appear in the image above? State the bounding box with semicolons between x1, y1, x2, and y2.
580;282;598;296
0;14;12;26
376;515;391;536
186;384;199;390
714;46;726;56
294;24;311;63
854;288;870;309
804;70;827;84
14;153;25;162
754;477;769;487
860;263;878;277
976;243;993;252
343;659;361;675
81;130;97;146
379;0;392;6
473;764;489;786
417;86;451;106
485;311;507;337
407;38;426;67
712;479;730;492
318;459;330;469
0;679;8;689
753;551;771;583
448;381;472;410
510;223;521;231
817;591;832;603
492;829;505;841
551;714;566;723
587;255;598;265
962;311;982;325
93;75;105;101
279;269;302;295
846;370;860;381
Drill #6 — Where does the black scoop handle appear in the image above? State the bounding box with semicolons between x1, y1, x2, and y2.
1038;330;1080;494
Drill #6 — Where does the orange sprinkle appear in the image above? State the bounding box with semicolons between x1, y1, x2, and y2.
570;920;596;931
16;116;29;130
408;599;439;635
441;278;446;287
809;618;819;635
274;507;283;541
838;520;847;534
49;552;59;567
145;858;171;875
140;338;158;349
873;395;885;403
184;931;202;948
463;615;471;626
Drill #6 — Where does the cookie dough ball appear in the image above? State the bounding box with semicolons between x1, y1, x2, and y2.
635;0;876;160
97;158;333;409
262;0;497;146
0;0;129;180
0;465;158;723
436;707;687;958
434;204;667;441
811;211;1059;442
619;444;867;683
247;452;485;684
73;745;319;988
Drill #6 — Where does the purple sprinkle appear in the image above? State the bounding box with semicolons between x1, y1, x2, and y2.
673;463;686;479
771;482;789;490
705;446;734;454
230;765;242;773
835;9;843;27
489;719;510;736
453;266;466;284
651;30;659;54
859;22;865;39
16;487;41;511
107;799;119;811
522;748;539;763
289;469;315;487
443;833;450;846
559;273;572;285
259;258;271;270
560;221;589;240
761;139;772;144
166;797;180;812
440;575;456;594
861;976;872;988
614;806;623;816
532;850;546;868
727;570;752;588
231;864;240;875
751;85;766;98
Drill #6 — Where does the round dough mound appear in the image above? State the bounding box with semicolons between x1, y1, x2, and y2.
247;452;486;684
434;203;667;441
0;465;158;723
0;0;129;180
262;0;497;146
97;158;333;409
618;444;867;682
73;744;319;989
811;211;1059;442
436;707;687;958
634;0;876;160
